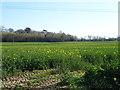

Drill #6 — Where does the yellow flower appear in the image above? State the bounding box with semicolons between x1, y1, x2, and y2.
114;77;117;81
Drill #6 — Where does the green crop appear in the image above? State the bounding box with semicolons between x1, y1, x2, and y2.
1;41;119;88
1;41;118;77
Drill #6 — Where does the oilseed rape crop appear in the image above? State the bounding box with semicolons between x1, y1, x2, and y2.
1;41;120;88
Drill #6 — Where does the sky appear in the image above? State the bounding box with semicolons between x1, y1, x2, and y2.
1;0;119;38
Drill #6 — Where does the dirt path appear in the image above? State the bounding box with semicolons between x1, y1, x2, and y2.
2;69;84;89
2;69;61;89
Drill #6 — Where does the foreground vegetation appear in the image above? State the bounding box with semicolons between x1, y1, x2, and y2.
1;41;120;88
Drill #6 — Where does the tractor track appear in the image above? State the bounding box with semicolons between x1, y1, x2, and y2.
2;69;62;89
2;69;84;89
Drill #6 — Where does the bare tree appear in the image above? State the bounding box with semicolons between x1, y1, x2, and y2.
8;28;14;32
0;26;8;32
15;29;26;34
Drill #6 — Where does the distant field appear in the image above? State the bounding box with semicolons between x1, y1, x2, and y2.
1;41;119;88
2;41;118;76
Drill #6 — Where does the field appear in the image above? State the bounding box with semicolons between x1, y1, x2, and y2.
1;41;120;89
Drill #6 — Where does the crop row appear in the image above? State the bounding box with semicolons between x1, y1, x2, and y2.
1;42;119;88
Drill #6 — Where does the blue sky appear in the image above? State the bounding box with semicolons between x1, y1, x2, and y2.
1;1;118;38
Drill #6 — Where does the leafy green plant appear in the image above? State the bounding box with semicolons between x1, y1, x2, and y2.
76;60;120;88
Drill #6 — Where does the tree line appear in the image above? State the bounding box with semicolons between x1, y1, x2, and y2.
0;26;119;42
1;26;77;42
